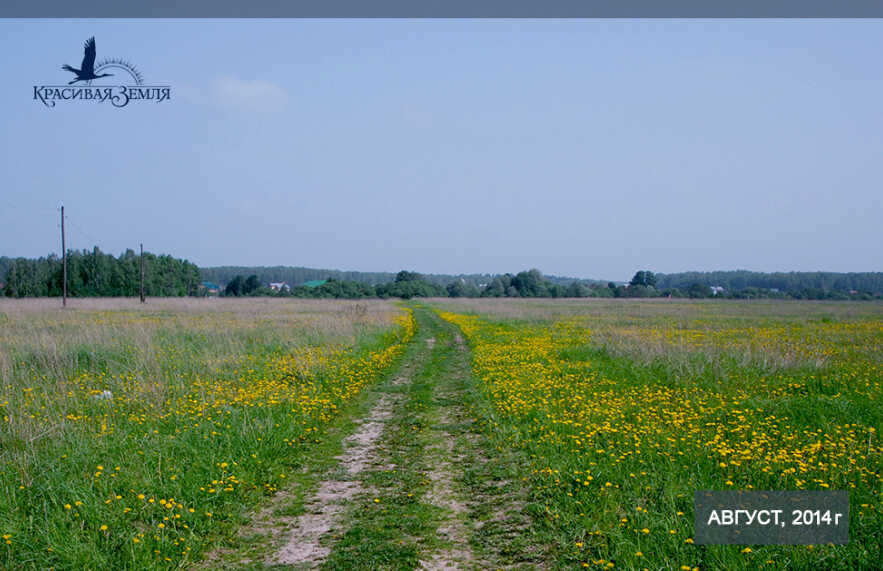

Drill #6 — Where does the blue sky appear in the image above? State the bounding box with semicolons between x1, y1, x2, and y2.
1;20;881;281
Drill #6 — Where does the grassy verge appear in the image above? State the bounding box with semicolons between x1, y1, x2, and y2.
197;361;409;569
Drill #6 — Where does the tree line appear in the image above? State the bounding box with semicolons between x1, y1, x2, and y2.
2;248;881;300
608;270;880;301
199;266;590;289
220;269;592;299
0;248;200;298
222;268;881;301
654;270;883;294
220;270;448;299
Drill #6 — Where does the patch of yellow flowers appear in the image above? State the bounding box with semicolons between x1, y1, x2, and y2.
438;309;881;569
1;305;414;568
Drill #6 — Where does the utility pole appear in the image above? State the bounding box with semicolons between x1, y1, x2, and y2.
140;243;145;303
61;206;67;308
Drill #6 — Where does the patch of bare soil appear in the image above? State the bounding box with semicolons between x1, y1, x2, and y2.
419;405;475;571
272;389;405;567
422;330;541;570
419;334;476;570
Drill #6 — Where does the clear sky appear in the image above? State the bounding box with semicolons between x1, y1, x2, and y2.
1;19;881;281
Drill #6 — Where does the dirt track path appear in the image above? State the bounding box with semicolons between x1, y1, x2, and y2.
208;307;538;570
418;332;475;570
273;388;406;566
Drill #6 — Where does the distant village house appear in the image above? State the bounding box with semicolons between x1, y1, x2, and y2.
199;281;221;296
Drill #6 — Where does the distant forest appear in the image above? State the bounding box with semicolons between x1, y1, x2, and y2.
202;265;883;299
199;266;592;288
1;249;881;300
655;271;883;294
0;248;200;297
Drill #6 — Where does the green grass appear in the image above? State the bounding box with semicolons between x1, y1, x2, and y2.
0;299;413;569
434;299;883;570
4;297;880;570
323;307;443;569
199;356;409;569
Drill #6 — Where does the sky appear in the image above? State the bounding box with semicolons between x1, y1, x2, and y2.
1;19;881;282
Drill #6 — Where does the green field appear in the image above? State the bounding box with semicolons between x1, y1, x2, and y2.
0;298;414;569
434;298;882;569
0;298;880;569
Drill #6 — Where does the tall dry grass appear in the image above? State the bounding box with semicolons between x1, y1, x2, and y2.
0;298;400;441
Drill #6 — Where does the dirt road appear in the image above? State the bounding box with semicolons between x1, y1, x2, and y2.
208;307;540;570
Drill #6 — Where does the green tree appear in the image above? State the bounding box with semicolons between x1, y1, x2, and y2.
481;275;511;297
629;270;657;288
687;283;711;298
511;269;546;297
395;270;423;283
446;280;480;298
566;282;590;297
244;275;262;295
225;275;245;296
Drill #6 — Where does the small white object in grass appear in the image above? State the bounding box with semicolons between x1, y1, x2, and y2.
93;390;113;400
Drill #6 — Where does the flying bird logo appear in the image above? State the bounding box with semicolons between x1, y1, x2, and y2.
62;37;112;84
61;37;143;85
34;36;169;108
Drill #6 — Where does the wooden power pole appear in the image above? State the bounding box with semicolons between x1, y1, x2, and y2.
140;243;145;303
61;206;67;308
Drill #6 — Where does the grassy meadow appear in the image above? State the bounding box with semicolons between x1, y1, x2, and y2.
0;298;414;569
1;296;880;570
433;298;882;570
